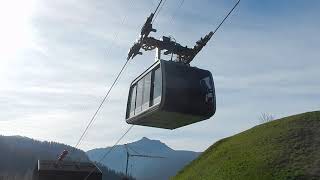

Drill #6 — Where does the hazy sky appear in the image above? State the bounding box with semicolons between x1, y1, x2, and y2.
0;0;319;152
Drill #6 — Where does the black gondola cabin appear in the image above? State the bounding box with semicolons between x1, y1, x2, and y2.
126;60;216;129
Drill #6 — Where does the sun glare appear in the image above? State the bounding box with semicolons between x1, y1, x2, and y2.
0;0;36;61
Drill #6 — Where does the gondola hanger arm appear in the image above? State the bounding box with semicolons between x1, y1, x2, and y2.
127;13;213;64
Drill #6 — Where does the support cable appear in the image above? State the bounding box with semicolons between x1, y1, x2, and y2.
153;0;167;23
85;0;241;177
153;0;163;15
71;0;166;153
69;0;135;154
73;58;130;150
84;125;134;180
127;145;141;155
211;0;241;39
82;0;171;179
168;0;185;26
183;0;241;177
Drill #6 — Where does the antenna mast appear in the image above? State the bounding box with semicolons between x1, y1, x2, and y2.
124;144;165;177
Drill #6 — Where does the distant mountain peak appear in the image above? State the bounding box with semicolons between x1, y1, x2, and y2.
86;137;200;180
127;137;173;152
141;137;150;140
137;137;159;143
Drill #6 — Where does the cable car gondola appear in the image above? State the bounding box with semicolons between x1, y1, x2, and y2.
125;13;217;129
126;59;216;129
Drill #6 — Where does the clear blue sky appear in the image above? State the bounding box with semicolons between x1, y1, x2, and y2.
0;0;319;151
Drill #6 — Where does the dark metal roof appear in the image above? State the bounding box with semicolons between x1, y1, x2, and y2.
37;160;102;173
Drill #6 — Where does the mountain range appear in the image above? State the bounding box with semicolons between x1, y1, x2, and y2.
0;135;198;180
87;137;200;180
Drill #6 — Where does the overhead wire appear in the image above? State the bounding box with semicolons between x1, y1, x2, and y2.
210;0;241;39
153;0;163;15
152;0;167;23
127;145;141;155
68;0;239;157
81;0;241;178
168;0;185;26
78;0;241;177
162;0;186;60
72;56;131;167
83;0;241;178
48;0;241;177
70;0;135;153
183;0;241;177
73;0;168;152
59;0;136;168
79;0;167;155
80;1;168;179
84;125;134;180
128;143;149;155
73;58;130;150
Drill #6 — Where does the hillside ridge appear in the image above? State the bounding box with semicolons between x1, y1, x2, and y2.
173;111;320;180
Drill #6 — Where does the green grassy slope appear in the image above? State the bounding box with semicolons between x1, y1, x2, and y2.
173;111;320;180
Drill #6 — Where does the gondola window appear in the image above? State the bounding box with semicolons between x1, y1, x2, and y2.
135;80;144;114
152;66;162;106
142;73;152;110
129;85;137;117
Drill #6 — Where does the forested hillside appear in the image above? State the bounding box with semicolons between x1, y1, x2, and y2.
0;135;132;180
0;135;86;179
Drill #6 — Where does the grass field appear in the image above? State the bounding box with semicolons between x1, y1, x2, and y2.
173;111;320;180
